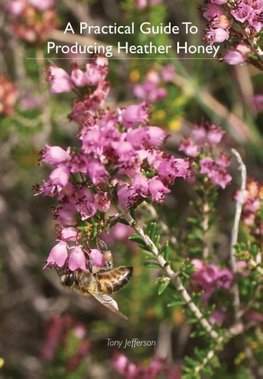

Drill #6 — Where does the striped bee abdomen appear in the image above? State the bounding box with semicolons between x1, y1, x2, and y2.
95;266;133;294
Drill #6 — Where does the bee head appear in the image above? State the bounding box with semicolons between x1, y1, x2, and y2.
60;272;74;287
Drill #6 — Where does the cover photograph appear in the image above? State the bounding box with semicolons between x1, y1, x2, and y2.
0;0;263;378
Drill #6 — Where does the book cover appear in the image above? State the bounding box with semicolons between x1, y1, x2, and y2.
0;0;263;378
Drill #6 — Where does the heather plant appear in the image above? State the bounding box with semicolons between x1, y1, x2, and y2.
35;57;263;378
0;1;263;378
201;0;263;69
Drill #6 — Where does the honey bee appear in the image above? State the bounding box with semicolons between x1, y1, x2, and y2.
56;260;133;320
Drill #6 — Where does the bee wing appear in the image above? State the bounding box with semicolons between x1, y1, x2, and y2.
91;293;128;320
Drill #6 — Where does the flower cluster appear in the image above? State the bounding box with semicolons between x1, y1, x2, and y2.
191;259;233;301
179;122;232;189
0;75;17;116
133;66;175;103
38;57;189;271
6;0;57;43
41;315;90;372
135;0;162;10
113;353;181;379
201;0;263;67
234;179;263;236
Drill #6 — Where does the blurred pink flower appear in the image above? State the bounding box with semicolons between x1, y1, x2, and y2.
207;124;224;145
113;353;175;379
28;0;55;10
48;67;74;93
191;259;233;301
223;50;246;65
89;249;105;267
253;94;263;112
41;315;73;360
135;0;161;9
161;64;176;82
179;137;199;157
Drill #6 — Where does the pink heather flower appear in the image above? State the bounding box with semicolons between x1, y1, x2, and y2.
223;43;251;65
117;184;137;210
161;64;176;82
231;4;252;23
134;83;166;103
205;27;229;44
248;12;263;32
61;227;78;242
42;145;70;165
216;268;233;289
120;103;149;129
132;173;149;197
114;141;135;162
148;178;170;203
113;353;168;379
126;127;149;149
217;152;230;168
86;159;108;185
200;157;232;189
179;137;199;157
156;157;189;183
94;192;111;212
68;246;86;271
57;203;76;226
70;67;87;87
113;353;132;374
146;126;167;147
45;241;68;268
74;189;97;221
191;259;233;301
191;126;207;144
203;4;224;21
48;67;74;94
89;249;105;267
207;124;225;144
223;50;246;65
84;61;108;86
49;166;70;189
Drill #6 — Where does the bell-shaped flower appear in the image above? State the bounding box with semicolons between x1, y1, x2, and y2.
68;246;86;271
45;241;68;268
